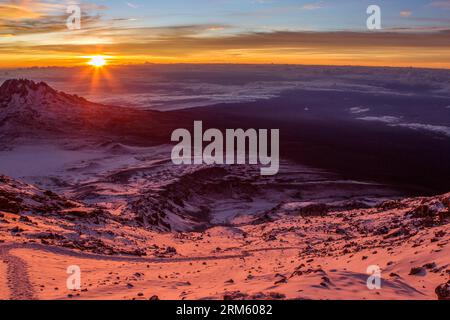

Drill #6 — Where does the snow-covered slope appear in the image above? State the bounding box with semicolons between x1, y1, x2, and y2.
0;173;449;300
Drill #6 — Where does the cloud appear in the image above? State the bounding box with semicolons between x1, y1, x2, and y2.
3;28;449;59
349;107;370;114
0;0;66;20
0;1;52;20
430;1;450;8
302;2;325;10
395;123;450;137
0;13;102;36
126;2;139;9
14;29;450;53
400;11;412;17
358;116;401;124
0;0;107;38
358;116;450;137
0;0;106;36
407;16;450;23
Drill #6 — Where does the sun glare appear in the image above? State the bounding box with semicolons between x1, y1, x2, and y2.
87;55;107;67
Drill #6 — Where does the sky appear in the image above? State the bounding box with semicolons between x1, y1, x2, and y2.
0;0;450;68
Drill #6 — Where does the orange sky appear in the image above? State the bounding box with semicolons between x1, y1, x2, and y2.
1;0;450;69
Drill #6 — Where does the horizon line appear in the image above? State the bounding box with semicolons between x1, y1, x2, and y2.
2;62;450;71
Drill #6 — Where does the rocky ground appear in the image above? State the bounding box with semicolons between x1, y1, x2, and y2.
0;173;448;300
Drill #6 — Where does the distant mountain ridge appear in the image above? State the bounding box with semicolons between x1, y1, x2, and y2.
0;79;57;99
0;79;180;142
0;79;106;131
0;79;89;113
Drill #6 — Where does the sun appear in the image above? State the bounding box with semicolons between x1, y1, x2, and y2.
87;55;107;67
